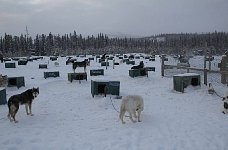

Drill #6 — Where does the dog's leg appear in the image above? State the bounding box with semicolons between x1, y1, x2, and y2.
8;105;17;122
25;104;29;115
119;107;126;124
137;110;142;122
28;103;33;116
11;106;19;123
7;112;13;122
133;111;137;119
7;103;13;122
129;111;136;123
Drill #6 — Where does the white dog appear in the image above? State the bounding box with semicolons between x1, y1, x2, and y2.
119;95;144;124
222;91;228;114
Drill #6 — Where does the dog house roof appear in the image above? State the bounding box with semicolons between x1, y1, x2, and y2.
173;73;200;77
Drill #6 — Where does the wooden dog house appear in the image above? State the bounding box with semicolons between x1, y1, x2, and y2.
68;72;87;83
5;62;16;68
44;71;60;79
173;73;201;92
7;76;25;88
91;80;120;97
90;69;104;76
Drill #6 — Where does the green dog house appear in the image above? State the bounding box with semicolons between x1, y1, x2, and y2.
5;62;16;68
90;69;104;76
7;76;25;88
68;72;87;83
44;71;60;79
173;73;201;92
91;80;120;97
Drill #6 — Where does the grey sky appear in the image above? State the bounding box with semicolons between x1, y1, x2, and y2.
0;0;228;37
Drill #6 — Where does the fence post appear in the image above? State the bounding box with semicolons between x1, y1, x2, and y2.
204;68;207;85
113;59;115;69
221;55;227;84
161;55;164;77
106;58;108;70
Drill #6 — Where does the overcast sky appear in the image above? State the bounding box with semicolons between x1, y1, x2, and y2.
0;0;228;37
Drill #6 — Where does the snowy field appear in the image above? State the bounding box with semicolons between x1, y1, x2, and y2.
0;54;228;150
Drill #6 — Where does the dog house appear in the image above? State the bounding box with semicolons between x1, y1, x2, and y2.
7;76;25;88
126;61;135;65
144;67;155;77
122;59;129;63
3;58;11;62
129;68;148;78
91;80;120;97
145;56;150;59
135;56;140;59
149;58;155;61
145;67;155;72
173;73;201;92
68;72;87;83
50;56;58;61
39;64;48;69
90;69;104;76
0;87;7;105
44;71;60;79
89;57;94;61
108;56;114;60
5;62;16;68
18;60;28;65
101;62;109;66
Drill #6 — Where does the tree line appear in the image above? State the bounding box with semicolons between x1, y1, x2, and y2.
0;31;228;57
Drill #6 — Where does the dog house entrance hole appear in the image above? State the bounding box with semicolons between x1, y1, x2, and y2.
191;78;198;86
98;84;107;94
8;78;17;86
76;74;83;80
140;69;147;76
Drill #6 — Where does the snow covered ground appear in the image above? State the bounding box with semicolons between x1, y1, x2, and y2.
0;54;228;150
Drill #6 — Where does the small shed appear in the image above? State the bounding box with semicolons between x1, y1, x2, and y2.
91;80;120;97
5;62;16;68
44;71;60;79
68;72;87;83
90;69;104;76
173;73;200;92
129;68;147;78
7;76;25;88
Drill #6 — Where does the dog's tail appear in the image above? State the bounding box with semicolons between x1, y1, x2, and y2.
7;97;14;121
7;98;11;120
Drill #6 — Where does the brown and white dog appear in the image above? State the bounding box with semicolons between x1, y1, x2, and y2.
119;95;144;124
7;88;39;123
